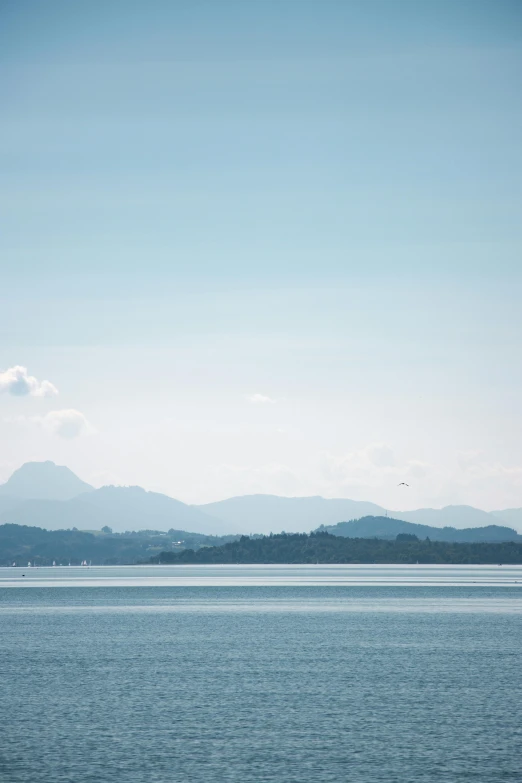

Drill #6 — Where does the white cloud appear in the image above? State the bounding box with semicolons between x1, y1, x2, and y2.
322;443;394;484
456;450;485;472
42;409;91;439
0;365;58;397
2;408;92;438
320;444;429;490
421;452;522;510
247;393;275;404
35;380;59;397
405;460;429;479
213;462;301;496
455;451;522;487
366;443;395;468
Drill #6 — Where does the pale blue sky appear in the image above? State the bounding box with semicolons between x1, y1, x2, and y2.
1;0;521;508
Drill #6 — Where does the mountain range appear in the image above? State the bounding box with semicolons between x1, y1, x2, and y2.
199;494;522;533
0;461;521;538
0;464;220;534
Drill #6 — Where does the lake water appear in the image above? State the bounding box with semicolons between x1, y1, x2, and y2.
1;565;521;782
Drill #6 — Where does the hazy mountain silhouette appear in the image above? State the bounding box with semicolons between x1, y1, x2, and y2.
392;505;499;529
0;486;227;534
196;494;521;534
0;496;19;515
74;486;224;534
320;515;521;543
0;498;103;531
491;508;522;530
1;462;521;536
197;494;385;534
0;461;93;501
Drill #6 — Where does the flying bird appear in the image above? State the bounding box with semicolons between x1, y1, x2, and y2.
397;482;409;486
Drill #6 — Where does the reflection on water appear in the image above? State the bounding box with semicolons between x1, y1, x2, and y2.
2;566;522;783
2;597;522;615
1;563;522;588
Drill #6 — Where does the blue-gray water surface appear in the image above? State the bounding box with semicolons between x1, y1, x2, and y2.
1;565;521;782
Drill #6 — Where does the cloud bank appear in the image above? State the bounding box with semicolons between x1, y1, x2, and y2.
213;462;301;497
0;366;58;397
320;443;429;491
3;408;92;438
43;409;90;438
247;393;275;404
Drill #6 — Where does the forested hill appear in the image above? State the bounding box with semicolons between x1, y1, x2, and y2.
319;516;521;542
0;524;239;566
151;532;522;565
5;524;522;566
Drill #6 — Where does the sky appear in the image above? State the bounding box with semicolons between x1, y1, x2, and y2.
1;0;521;510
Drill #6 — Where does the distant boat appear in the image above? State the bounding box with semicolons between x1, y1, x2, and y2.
52;561;56;567
12;562;16;567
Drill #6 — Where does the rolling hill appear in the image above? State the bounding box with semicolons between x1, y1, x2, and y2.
319;516;521;542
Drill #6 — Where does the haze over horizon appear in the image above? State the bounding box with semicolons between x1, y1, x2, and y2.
2;1;521;511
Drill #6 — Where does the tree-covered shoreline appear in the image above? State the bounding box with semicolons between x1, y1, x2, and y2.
150;531;522;565
0;524;239;566
3;524;522;566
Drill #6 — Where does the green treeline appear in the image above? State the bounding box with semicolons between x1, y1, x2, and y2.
0;524;239;566
3;524;522;566
151;531;522;565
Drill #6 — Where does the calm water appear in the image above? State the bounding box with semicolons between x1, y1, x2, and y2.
1;565;521;782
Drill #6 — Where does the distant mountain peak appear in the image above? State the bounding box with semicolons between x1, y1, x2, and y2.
0;461;94;501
